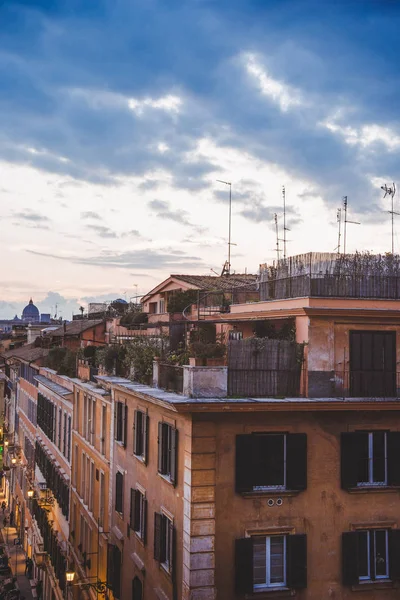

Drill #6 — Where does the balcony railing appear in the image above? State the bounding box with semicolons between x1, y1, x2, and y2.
333;370;400;398
260;273;400;301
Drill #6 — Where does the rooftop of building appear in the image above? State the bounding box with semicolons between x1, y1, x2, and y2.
94;376;400;412
34;374;73;397
48;319;104;337
1;343;49;362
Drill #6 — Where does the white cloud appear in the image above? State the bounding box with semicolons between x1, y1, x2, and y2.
321;115;400;151
243;52;303;112
128;94;182;115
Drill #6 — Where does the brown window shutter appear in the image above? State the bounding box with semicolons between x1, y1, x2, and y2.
287;534;307;589
387;432;400;486
389;529;400;580
143;415;149;464
154;512;162;561
142;498;148;544
235;435;253;493
133;410;138;454
129;488;135;529
134;490;141;531
341;432;366;489
235;538;253;594
114;402;117;440
123;404;128;447
157;422;163;474
169;521;175;576
286;434;307;491
170;428;178;485
342;532;359;586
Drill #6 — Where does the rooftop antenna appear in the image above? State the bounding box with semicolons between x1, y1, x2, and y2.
335;208;342;254
274;213;282;261
381;183;397;254
282;186;290;259
343;196;360;255
217;179;232;275
54;303;58;319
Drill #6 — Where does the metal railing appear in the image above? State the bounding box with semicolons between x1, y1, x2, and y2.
260;273;400;300
333;370;400;398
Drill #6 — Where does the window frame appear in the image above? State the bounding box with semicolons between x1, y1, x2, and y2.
357;432;388;487
134;410;148;463
358;529;389;583
157;422;178;485
130;486;147;542
115;470;124;515
253;534;287;591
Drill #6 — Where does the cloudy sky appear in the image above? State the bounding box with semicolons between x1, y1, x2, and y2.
0;0;399;319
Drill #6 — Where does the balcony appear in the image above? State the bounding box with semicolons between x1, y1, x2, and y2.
333;370;400;398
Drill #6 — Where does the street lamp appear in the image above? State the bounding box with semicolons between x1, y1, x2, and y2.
11;458;16;465
27;489;34;499
4;441;8;447
66;570;75;583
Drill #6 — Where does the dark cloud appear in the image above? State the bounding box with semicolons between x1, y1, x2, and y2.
81;211;102;220
13;210;50;223
148;199;192;227
26;247;204;270
86;224;117;238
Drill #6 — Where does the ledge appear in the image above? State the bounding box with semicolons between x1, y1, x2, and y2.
245;589;295;598
241;490;301;499
351;580;393;592
347;486;400;494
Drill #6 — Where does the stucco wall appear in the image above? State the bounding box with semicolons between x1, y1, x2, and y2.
192;409;400;600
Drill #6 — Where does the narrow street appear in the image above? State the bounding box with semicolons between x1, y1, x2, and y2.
0;493;35;600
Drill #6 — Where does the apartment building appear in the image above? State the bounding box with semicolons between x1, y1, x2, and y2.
98;252;400;600
68;375;113;599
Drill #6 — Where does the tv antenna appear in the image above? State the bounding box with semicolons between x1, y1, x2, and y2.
274;213;284;261
343;196;360;255
381;183;397;254
335;208;342;254
217;180;232;275
282;186;290;259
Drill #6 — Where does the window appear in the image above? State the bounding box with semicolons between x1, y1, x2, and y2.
115;471;124;514
159;299;165;313
134;410;149;462
88;460;94;512
107;545;121;599
253;535;286;589
235;433;307;493
342;529;400;585
99;471;105;528
235;534;307;594
58;407;62;449
148;302;158;314
341;431;400;489
132;577;143;600
63;412;67;457
157;422;178;484
101;404;107;455
130;488;147;541
114;401;127;446
73;445;78;488
350;331;396;397
154;512;174;574
67;416;71;462
229;330;243;341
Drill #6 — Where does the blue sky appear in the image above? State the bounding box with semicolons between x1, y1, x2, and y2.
0;0;399;318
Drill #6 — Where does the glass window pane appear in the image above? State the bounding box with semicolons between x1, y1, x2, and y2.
253;435;285;488
357;531;370;579
374;530;388;578
269;536;285;584
253;537;266;586
372;432;386;483
356;433;369;483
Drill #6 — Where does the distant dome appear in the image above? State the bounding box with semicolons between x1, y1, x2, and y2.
114;298;128;304
22;298;40;322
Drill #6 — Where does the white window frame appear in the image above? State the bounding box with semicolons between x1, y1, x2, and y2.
253;535;287;591
358;529;389;582
357;432;387;487
160;509;173;573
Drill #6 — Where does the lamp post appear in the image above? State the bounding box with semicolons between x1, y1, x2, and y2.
65;569;109;598
66;569;75;599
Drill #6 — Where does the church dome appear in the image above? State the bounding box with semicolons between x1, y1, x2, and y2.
22;298;40;322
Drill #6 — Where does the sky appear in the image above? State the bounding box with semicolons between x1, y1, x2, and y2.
0;0;399;319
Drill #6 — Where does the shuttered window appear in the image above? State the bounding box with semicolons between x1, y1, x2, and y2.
134;410;149;462
115;471;124;514
154;512;175;574
130;488;147;542
157;423;178;485
235;433;307;493
342;529;400;585
235;534;307;593
115;401;128;446
107;544;122;599
341;431;400;489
